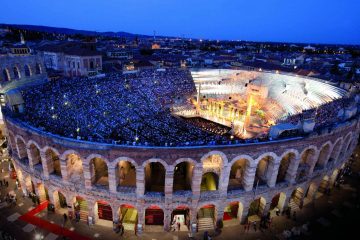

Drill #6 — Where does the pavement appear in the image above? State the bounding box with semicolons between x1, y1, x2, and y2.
1;146;360;240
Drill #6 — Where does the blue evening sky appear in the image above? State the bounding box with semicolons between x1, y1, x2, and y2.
1;0;359;44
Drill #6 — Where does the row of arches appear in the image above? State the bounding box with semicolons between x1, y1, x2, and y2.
1;63;42;82
8;131;355;195
17;167;342;232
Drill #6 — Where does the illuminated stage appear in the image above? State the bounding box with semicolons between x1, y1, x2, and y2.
172;69;348;139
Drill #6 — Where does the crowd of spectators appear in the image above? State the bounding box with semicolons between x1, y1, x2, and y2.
18;68;231;146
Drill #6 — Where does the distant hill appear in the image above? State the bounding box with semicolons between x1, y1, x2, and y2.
0;23;150;38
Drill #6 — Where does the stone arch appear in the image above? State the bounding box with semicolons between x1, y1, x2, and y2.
13;66;21;79
52;189;67;209
171;205;191;231
197;204;217;228
37;183;49;203
94;200;113;222
88;156;109;188
2;68;11;81
296;147;317;182
44;147;61;177
114;157;137;191
223;201;243;222
24;64;32;77
270;192;287;214
248;197;266;218
64;152;84;184
173;159;195;192
73;196;88;222
228;156;252;191
254;154;276;187
315;142;332;170
201;172;219;191
118;204;138;230
15;136;27;160
7;131;17;155
144;159;166;194
201;151;228;174
28;142;42;168
330;138;343;164
145;205;164;226
340;132;353;160
330;169;339;188
25;175;35;194
305;182;318;202
276;151;297;184
318;175;330;194
35;63;42;74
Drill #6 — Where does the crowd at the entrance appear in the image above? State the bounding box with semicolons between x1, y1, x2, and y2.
19;68;230;146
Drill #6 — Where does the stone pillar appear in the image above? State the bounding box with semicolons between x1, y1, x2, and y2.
267;162;280;188
83;164;92;190
241;206;249;224
65;194;74;215
108;166;117;193
219;166;230;196
136;167;145;197
243;166;256;191
26;147;34;170
40;151;50;180
87;200;96;224
59;158;69;183
111;204;119;222
191;165;203;199
163;209;171;231
164;170;174;198
137;204;145;230
262;202;272;216
309;152;320;175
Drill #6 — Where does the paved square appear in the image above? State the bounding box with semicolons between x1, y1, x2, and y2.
7;212;21;222
44;233;58;240
22;224;36;232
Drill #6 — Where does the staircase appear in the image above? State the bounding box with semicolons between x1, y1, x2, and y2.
288;199;299;212
198;218;214;231
198;208;214;231
79;200;89;222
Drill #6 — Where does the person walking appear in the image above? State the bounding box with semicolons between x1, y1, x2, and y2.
63;213;68;226
253;221;257;232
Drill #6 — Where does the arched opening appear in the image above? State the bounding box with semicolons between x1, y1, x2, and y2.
304;183;317;205
145;205;164;226
296;149;316;182
145;162;165;194
73;196;88;222
276;153;295;184
29;144;42;171
66;154;84;184
2;68;10;81
37;183;49;203
52;190;67;210
24;64;32;77
16;138;28;162
35;63;42;74
94;200;113;225
228;158;248;191
315;144;331;170
255;156;273;186
201;172;219;191
45;149;61;177
13;66;21;79
202;154;223;174
318;175;329;195
270;192;286;216
248;197;266;221
329;140;342;164
118;204;138;232
289;188;304;211
116;160;136;192
171;206;190;231
223;202;243;224
173;161;193;193
90;157;109;188
197;205;216;231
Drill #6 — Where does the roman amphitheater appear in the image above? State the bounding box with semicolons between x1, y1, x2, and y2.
2;64;360;233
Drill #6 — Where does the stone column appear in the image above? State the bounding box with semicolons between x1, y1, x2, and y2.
241;206;249;224
164;170;174;198
219;166;230;196
267;162;280;188
108;166;117;193
163;209;171;231
309;152;320;175
26;147;34;171
191;165;202;199
111;203;119;223
137;204;145;231
83;164;92;190
59;158;69;183
40;151;50;180
136;167;145;197
87;200;97;224
243;166;256;191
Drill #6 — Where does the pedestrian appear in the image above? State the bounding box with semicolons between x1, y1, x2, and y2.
253;221;257;232
120;223;124;236
5;181;8;187
0;179;2;187
177;221;181;231
15;180;19;189
268;218;272;228
203;230;209;240
276;208;280;216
